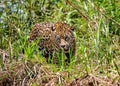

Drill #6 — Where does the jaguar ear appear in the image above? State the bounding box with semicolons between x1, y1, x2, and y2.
70;25;76;31
51;26;56;31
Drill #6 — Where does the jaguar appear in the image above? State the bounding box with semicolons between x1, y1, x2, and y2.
28;22;76;63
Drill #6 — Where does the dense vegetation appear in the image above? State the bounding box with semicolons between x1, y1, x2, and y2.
0;0;120;85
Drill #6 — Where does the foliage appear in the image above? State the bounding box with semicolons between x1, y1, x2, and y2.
0;0;120;84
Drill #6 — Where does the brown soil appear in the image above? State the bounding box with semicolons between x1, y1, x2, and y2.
0;49;120;86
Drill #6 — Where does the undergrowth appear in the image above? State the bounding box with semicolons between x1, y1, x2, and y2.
0;0;120;85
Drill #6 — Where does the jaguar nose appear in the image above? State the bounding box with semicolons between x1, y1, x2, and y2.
60;39;69;51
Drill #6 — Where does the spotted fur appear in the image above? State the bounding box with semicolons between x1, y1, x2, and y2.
28;22;76;63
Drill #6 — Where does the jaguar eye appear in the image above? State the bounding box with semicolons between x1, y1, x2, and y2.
65;36;69;41
51;26;56;31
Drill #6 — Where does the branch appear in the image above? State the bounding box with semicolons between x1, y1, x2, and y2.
65;0;91;21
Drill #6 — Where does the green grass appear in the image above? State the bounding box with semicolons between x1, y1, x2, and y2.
0;0;120;84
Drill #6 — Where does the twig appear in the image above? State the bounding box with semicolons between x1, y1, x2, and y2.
65;0;91;21
89;74;115;86
93;2;120;27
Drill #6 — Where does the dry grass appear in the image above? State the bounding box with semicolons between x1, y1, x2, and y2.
0;0;120;86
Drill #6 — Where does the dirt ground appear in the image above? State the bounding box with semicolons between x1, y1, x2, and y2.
0;61;120;86
0;49;120;86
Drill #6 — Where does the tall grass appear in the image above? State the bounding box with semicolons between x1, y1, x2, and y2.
0;0;120;78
